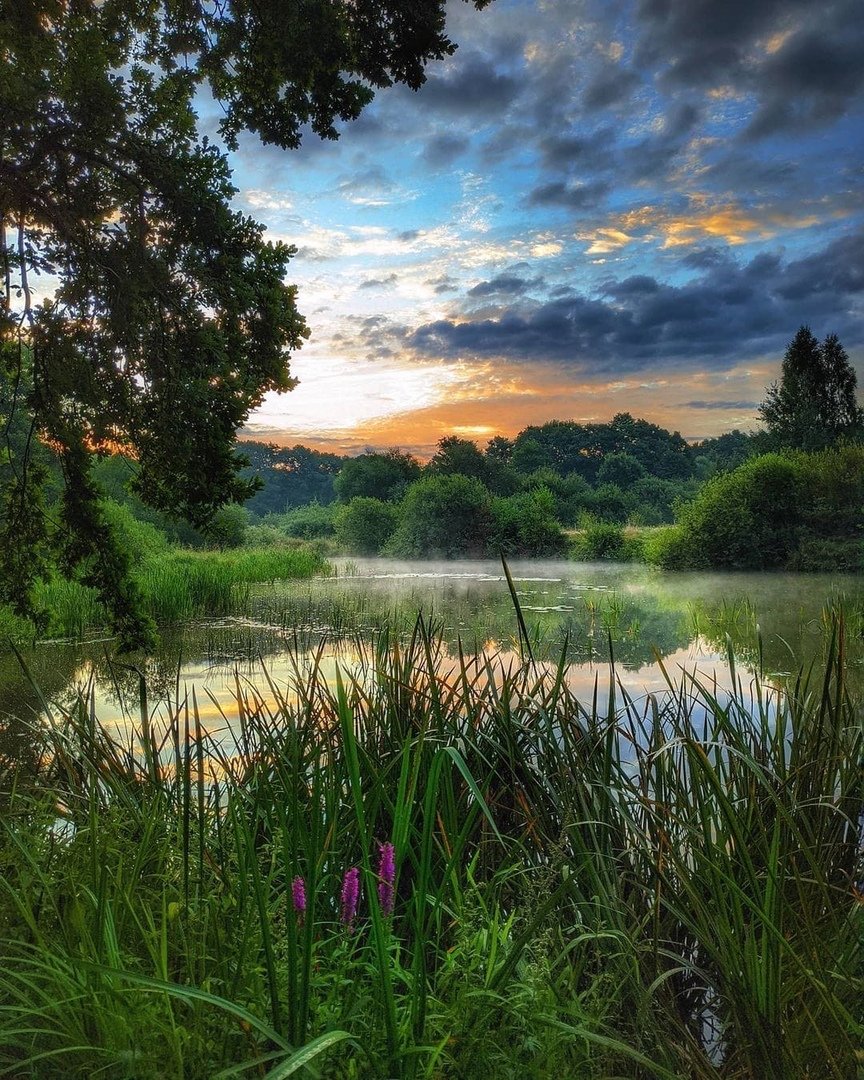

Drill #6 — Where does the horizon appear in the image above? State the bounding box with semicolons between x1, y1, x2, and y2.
224;0;862;458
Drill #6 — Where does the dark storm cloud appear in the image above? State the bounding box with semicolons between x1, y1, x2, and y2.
747;23;864;136
634;0;864;137
583;65;642;111
527;179;610;210
536;127;618;173
634;0;810;87
405;227;864;372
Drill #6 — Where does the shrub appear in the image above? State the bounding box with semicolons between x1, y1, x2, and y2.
389;474;493;557
280;501;337;539
334;497;399;555
570;521;627;561
658;454;803;569
490;487;568;557
99;499;170;564
205;504;250;548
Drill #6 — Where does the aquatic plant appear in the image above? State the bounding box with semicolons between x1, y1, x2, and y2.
0;615;860;1077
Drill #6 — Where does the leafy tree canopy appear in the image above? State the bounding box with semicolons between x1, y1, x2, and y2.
758;327;863;451
334;449;421;503
0;0;488;644
512;414;693;482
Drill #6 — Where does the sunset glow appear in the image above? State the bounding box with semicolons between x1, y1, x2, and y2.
226;0;862;456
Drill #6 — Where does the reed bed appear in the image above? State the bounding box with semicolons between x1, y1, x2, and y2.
0;618;861;1078
7;546;330;640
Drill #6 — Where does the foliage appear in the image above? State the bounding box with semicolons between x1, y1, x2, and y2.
647;444;864;571
596;451;646;487
490;487;568;557
758;326;863;450
1;619;860;1077
692;429;756;478
512;413;694;483
99;499;171;563
334;449;422;503
334;497;399;555
628;476;695;525
205;503;250;549
0;0;488;642
650;454;802;569
240;442;342;514
389;474;493;557
276;500;338;539
570;521;627;561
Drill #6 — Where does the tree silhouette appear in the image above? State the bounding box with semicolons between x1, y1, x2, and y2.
0;0;489;644
759;327;862;451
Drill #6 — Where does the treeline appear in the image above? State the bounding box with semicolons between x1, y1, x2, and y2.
237;414;757;557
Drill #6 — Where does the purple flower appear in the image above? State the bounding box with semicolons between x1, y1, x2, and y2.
377;841;395;917
291;875;306;915
340;866;360;927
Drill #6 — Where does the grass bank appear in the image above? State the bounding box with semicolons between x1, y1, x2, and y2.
1;618;860;1077
0;544;329;644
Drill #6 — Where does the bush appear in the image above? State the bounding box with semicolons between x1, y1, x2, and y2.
587;483;631;524
490;487;568;557
334;497;399;555
389;474;493;557
570;521;627;561
100;500;170;564
656;454;803;569
279;501;336;539
205;504;250;548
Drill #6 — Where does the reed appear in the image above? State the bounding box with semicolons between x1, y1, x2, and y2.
1;545;329;643
0;616;860;1078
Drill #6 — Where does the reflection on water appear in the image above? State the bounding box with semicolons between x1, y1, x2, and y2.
1;558;862;740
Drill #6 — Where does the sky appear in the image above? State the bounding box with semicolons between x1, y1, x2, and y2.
226;0;864;457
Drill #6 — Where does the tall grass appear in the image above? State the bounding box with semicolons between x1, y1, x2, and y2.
0;618;861;1077
3;545;329;641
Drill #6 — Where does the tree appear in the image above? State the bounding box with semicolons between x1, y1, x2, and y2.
759;327;863;450
389;475;493;558
334;497;399;555
334;449;421;503
0;0;488;644
596;451;646;488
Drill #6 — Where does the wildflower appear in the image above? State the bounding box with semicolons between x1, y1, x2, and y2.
340;866;360;927
291;875;306;917
377;841;395;916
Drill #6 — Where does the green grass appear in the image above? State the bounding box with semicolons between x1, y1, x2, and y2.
0;615;861;1078
1;544;330;643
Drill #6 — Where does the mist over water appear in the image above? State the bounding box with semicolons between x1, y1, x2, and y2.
2;558;862;742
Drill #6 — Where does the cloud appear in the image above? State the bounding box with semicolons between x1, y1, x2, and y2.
467;273;544;298
358;273;399;290
413;50;521;116
682;400;760;410
421;132;471;168
633;0;864;138
404;226;864;372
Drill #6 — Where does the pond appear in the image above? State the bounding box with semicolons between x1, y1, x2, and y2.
1;558;862;746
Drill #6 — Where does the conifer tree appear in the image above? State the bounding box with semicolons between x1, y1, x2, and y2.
759;327;862;451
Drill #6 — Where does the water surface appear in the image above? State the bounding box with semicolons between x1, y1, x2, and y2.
2;558;861;743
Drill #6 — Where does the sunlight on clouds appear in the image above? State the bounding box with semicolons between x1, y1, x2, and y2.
246;354;473;437
242;190;295;211
578;228;634;254
761;28;795;55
